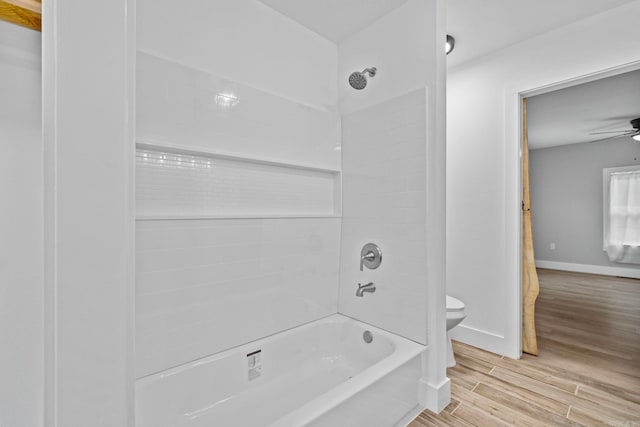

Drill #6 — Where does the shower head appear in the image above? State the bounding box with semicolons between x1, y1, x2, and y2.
348;67;377;90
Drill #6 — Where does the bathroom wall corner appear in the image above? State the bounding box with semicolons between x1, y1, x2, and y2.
423;0;449;411
418;375;451;414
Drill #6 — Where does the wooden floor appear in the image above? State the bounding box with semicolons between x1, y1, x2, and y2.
409;269;640;426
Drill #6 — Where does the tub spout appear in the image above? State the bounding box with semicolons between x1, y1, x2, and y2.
356;282;376;297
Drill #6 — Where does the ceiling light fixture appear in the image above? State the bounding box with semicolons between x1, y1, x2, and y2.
633;133;640;142
446;35;455;55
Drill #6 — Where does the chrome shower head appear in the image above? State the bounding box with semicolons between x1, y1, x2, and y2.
348;67;377;90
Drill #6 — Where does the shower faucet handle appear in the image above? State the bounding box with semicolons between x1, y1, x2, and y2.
360;251;375;271
360;243;382;271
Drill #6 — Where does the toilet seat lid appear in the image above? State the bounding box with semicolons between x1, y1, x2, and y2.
446;295;465;312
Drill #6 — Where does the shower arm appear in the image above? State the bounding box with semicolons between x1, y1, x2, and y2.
361;67;377;77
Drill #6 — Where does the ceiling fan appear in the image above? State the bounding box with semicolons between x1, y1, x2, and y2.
589;118;640;142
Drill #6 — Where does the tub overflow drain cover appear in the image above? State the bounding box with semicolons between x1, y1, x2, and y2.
363;331;373;344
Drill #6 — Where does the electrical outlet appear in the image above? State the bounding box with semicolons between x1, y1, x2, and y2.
550;242;556;250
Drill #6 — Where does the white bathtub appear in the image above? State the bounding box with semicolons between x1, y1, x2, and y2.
136;314;426;427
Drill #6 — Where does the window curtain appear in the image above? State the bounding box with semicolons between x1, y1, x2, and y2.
605;170;640;264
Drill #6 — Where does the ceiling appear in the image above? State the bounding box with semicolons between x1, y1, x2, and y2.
258;0;409;44
446;0;637;68
259;1;637;66
526;70;640;150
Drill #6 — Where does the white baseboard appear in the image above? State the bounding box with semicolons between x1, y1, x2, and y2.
418;376;450;414
448;324;519;359
535;260;640;279
396;405;425;427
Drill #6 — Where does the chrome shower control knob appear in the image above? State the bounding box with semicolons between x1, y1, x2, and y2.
360;243;382;271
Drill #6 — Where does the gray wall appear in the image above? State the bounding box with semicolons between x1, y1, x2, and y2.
530;139;640;268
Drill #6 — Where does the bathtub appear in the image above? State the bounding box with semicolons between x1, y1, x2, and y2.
136;314;426;427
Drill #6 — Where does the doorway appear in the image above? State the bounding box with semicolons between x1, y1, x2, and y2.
516;64;640;356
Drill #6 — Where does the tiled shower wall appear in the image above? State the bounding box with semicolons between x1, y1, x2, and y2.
339;89;428;344
336;0;437;348
136;53;340;169
136;218;340;376
136;0;341;377
135;54;341;376
135;146;339;218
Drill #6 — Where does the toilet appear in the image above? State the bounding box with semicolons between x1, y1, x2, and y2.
446;295;466;367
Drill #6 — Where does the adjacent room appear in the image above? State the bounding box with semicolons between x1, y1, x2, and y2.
427;66;640;426
443;1;640;425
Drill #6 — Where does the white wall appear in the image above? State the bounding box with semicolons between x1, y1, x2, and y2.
135;0;342;376
43;0;135;424
338;0;450;412
0;21;42;427
447;1;640;357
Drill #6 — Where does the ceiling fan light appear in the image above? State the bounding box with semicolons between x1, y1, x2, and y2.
633;133;640;142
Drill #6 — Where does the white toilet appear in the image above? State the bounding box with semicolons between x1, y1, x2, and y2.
446;295;466;367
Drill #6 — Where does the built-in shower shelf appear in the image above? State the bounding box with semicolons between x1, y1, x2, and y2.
136;140;342;220
136;140;341;173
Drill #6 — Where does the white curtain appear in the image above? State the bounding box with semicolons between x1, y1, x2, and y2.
605;170;640;264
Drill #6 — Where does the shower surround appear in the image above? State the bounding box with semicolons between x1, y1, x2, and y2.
135;0;448;423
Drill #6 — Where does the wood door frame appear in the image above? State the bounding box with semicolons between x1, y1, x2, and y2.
503;60;640;359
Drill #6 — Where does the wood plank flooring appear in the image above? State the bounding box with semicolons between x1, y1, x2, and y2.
409;269;640;426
